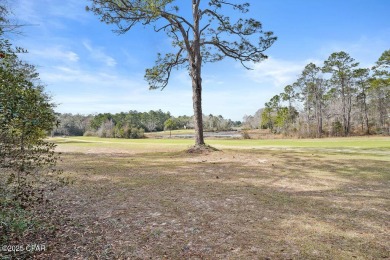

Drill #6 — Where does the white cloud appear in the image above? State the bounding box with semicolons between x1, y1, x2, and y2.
41;66;139;90
245;56;327;89
246;35;390;93
83;41;117;67
36;63;198;117
246;57;307;88
30;47;79;62
12;0;42;24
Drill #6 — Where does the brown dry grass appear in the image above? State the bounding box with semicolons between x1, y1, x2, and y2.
24;144;390;260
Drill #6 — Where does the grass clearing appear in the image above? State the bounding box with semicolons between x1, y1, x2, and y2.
17;136;390;259
52;135;390;154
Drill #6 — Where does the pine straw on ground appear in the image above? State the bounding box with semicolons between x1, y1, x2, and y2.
4;148;389;259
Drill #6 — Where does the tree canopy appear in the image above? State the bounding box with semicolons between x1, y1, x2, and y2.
260;49;390;137
87;0;276;147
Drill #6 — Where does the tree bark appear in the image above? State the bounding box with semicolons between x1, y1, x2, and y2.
191;0;205;146
192;71;204;146
363;95;370;135
317;96;322;138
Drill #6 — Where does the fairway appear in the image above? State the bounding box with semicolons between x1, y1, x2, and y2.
52;135;390;155
35;136;390;258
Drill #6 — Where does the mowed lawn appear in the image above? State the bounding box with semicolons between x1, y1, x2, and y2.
40;136;389;259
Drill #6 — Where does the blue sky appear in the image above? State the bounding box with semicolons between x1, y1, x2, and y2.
11;0;390;121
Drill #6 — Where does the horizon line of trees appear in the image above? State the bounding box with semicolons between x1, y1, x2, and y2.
52;110;241;138
248;50;389;137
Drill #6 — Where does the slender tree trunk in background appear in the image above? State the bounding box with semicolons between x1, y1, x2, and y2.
341;79;348;136
378;96;386;133
17;128;26;194
305;92;310;136
346;94;352;135
363;97;370;135
317;97;322;138
341;79;353;136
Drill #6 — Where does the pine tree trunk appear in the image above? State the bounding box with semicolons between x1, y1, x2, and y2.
364;98;370;135
317;97;323;138
192;71;205;146
341;78;351;136
191;1;205;146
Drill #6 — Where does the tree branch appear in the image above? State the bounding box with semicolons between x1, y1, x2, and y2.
145;48;187;90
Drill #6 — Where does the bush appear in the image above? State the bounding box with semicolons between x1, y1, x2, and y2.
0;199;35;244
0;29;66;207
331;121;343;136
0;5;67;258
129;127;145;139
83;130;95;137
241;130;251;139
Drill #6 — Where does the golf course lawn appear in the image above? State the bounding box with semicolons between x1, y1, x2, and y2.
32;136;390;258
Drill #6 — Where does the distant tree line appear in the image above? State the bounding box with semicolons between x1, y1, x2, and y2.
52;110;241;138
247;50;389;137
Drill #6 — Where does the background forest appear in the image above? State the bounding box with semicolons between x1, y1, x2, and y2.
246;50;390;137
54;49;389;139
52;111;242;138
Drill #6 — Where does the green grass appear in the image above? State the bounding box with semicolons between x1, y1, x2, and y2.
50;136;390;159
145;129;195;136
51;135;390;148
36;135;390;258
52;136;193;145
209;136;390;148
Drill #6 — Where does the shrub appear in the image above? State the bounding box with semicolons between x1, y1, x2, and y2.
241;130;251;139
130;127;145;139
0;29;66;207
83;130;96;137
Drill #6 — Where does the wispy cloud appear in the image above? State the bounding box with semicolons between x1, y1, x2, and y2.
12;0;42;25
12;0;90;33
203;74;224;86
29;47;79;63
83;40;117;67
46;0;90;22
246;57;307;88
34;62;198;117
14;0;89;22
41;66;136;89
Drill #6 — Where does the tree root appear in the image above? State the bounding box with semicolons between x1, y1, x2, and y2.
186;144;220;154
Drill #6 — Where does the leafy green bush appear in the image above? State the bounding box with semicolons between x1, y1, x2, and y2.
0;22;65;207
129;127;145;139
